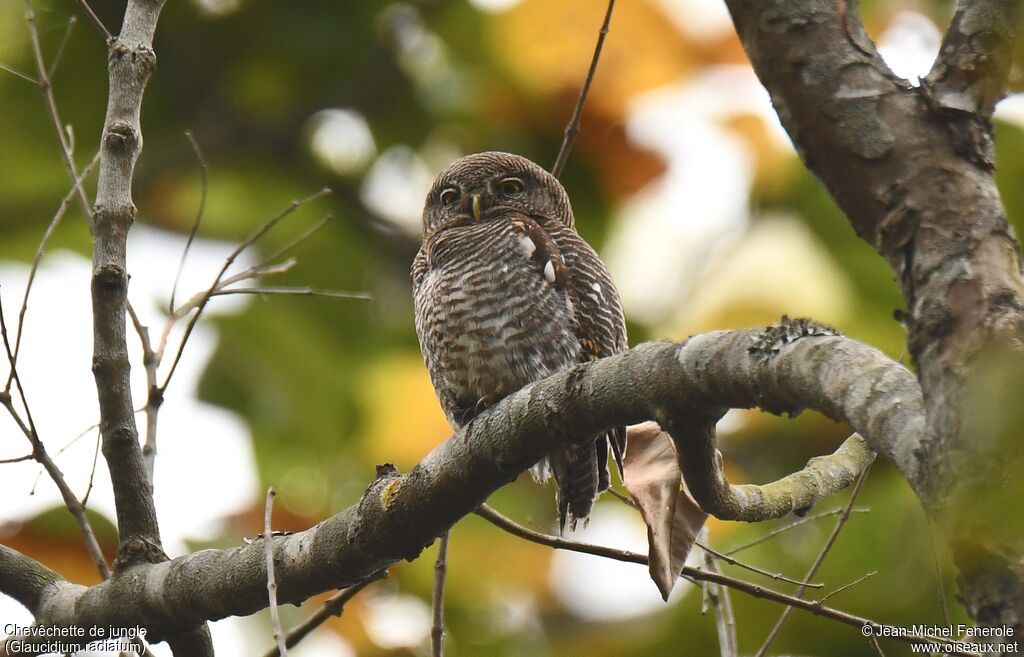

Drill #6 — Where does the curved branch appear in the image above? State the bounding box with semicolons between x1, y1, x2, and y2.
723;0;1024;506
725;0;1024;635
0;327;922;641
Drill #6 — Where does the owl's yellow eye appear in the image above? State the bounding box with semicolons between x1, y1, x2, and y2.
439;188;459;205
498;178;525;197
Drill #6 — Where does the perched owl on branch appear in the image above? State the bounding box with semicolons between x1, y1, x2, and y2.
412;151;628;531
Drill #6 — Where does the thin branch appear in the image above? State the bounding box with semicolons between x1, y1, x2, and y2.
696;540;822;589
46;16;76;78
71;0;111;42
474;504;978;655
754;456;876;657
926;514;951;626
723;507;871;556
127;301;160;485
702;549;738;657
431;532;450;657
260;571;387;657
0;454;34;464
158;187;332;393
6;153;100;392
209;287;372;302
167;261;296;325
0;63;38;85
264;488;288;657
168;131;209;315
80;428;102;506
24;0;91;219
550;0;615;178
819;570;877;603
162;214;332;343
0;294;109;579
260;215;332;266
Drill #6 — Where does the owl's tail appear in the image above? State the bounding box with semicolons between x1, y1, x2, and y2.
548;441;599;534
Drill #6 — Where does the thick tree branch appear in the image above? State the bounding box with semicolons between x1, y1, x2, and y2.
0;545;64;615
90;0;166;554
925;0;1024;117
85;1;214;653
0;329;923;642
724;0;1024;637
723;0;1024;504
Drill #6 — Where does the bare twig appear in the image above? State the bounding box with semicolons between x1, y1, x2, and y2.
168;131;209;314
697;540;822;589
754;456;876;657
0;454;34;464
264;488;288;657
127;302;160;484
81;429;102;506
0;293;109;579
702;549;738;657
46;16;76;78
158;187;332;392
6;153;100;392
551;0;616;178
260;571;387;657
432;531;450;657
724;507;872;555
474;504;979;654
926;514;951;626
260;215;332;265
71;0;111;42
162;213;334;345
820;570;877;603
868;634;887;656
167;261;297;326
0;63;37;84
25;1;91;219
210;287;372;301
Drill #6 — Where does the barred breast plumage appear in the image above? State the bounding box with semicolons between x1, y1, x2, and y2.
412;151;627;531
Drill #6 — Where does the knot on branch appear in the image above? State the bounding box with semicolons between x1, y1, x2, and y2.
113;537;168;572
93;263;128;291
109;42;157;73
104;122;138;153
147;384;164;408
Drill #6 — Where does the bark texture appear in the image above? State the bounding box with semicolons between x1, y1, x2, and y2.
724;0;1024;637
1;329;918;646
91;0;165;557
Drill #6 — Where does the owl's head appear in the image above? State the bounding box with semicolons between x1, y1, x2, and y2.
422;152;574;236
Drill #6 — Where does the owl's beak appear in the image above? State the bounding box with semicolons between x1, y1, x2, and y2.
471;194;482;222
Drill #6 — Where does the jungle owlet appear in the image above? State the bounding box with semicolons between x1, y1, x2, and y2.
412;151;628;531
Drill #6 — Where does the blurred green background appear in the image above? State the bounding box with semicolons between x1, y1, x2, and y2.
1;0;1023;655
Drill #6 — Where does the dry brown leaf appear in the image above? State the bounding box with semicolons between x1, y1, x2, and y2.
623;421;708;600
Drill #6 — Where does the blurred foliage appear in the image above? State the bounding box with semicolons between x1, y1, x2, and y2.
2;0;1023;655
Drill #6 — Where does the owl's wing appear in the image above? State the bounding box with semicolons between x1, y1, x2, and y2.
547;223;629;479
411;244;465;429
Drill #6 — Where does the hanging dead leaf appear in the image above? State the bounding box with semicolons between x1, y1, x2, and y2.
623;421;708;600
